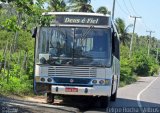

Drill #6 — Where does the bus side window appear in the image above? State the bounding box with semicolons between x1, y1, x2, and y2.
112;31;120;60
112;32;115;53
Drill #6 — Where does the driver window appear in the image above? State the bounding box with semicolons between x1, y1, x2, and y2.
39;29;48;54
49;30;65;56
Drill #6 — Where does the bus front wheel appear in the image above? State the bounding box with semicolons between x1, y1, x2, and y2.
110;89;117;101
110;76;118;101
46;92;54;104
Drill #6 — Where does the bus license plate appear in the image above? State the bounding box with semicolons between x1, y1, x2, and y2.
65;88;78;92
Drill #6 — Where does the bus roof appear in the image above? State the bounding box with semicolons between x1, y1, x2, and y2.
42;12;111;17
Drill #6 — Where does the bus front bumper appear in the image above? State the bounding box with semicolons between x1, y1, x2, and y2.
51;85;111;96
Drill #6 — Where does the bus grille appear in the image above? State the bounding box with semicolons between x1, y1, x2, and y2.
48;66;96;77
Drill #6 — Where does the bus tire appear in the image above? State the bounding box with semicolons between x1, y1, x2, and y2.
100;96;109;108
110;76;118;101
110;89;117;101
46;92;54;104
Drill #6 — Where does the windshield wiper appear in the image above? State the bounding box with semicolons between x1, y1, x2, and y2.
80;26;94;39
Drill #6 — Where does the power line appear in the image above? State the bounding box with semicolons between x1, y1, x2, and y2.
121;0;153;37
141;19;150;30
137;19;150;33
122;0;132;15
127;0;152;34
128;0;140;16
116;0;130;16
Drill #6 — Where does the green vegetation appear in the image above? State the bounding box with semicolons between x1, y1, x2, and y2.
0;30;34;95
0;0;159;95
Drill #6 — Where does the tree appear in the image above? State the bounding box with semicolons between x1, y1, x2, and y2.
68;0;93;12
96;6;111;15
115;18;133;46
48;0;67;12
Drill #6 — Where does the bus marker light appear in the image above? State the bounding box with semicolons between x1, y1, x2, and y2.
35;76;40;82
105;79;110;85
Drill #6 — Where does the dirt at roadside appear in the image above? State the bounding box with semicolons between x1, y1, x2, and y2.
0;95;79;113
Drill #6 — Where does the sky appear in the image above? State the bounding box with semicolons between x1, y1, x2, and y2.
91;0;160;39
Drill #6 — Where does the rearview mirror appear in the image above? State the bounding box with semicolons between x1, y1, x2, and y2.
31;27;37;38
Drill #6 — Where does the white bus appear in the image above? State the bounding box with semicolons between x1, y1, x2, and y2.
32;12;120;108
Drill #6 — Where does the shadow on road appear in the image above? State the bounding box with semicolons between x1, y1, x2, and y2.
80;98;160;113
55;97;160;113
0;96;160;113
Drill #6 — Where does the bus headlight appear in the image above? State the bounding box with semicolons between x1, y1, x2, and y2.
40;57;46;64
92;80;98;84
91;79;110;85
99;80;105;85
40;77;45;82
47;78;52;82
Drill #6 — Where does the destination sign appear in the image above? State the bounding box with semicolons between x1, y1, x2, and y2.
55;15;109;26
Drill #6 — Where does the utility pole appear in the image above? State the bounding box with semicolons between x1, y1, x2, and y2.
112;0;116;20
129;16;141;58
146;30;155;56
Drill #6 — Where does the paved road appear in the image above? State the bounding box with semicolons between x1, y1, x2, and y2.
0;76;160;113
85;76;160;113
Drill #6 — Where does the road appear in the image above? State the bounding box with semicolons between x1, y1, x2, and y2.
0;76;160;113
85;76;160;113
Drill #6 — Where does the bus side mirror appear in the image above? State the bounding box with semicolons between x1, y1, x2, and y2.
31;27;37;38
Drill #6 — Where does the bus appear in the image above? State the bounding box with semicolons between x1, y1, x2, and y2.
32;12;120;108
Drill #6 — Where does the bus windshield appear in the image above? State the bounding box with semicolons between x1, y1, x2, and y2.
36;26;112;67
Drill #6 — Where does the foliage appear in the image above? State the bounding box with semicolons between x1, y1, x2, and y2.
0;75;32;95
2;16;20;32
67;0;93;12
120;41;159;86
48;0;67;12
96;6;110;15
134;55;159;76
0;49;34;94
120;45;137;86
115;18;133;46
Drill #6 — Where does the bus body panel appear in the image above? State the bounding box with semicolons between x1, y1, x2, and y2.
33;12;120;101
51;85;112;96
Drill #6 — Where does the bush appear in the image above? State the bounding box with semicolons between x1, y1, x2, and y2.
0;75;32;95
0;49;34;95
119;45;159;87
120;45;137;86
120;58;137;86
133;50;159;76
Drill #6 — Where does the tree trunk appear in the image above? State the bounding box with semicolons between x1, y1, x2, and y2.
7;44;12;84
13;12;22;52
4;41;8;74
22;51;27;71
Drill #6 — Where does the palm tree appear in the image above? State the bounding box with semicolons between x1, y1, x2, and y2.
68;0;93;12
48;0;67;12
96;6;111;15
115;18;133;46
